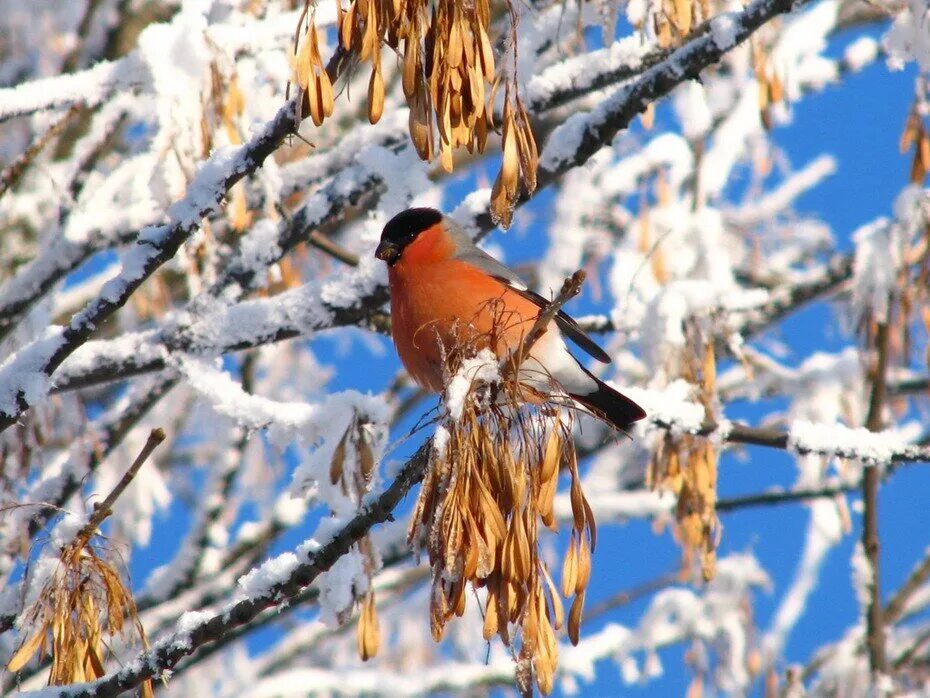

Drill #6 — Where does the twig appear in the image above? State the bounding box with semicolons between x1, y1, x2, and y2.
884;550;930;625
863;318;890;677
504;269;585;374
71;428;165;549
59;0;104;74
716;484;857;511
582;570;682;625
0;105;83;199
892;626;930;671
308;231;360;266
650;416;930;465
27;374;178;540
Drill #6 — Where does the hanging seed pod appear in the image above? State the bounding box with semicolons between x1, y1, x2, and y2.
567;590;585;646
483;585;500;640
329;428;349;485
900;109;920;153
318;70;335;119
403;40;419;98
540;564;564;630
368;67;385;124
913;131;930;183
500;113;519;197
641;102;656;129
561;536;578;598
339;3;355;49
575;535;591;595
769;71;784;104
357;592;380;661
672;0;693;35
356;422;375;483
515;120;538;194
294;31;314;90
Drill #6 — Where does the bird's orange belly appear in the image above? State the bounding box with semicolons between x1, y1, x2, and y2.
388;261;543;392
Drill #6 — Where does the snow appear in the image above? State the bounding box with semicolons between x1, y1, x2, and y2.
444;349;500;420
884;0;930;72
711;14;740;51
525;32;655;109
851;218;899;319
0;56;144;122
176;610;214;635
0;327;64;416
850;541;873;611
432;424;450;454
238;552;301;598
624;381;707;433
788;420;918;464
674;81;713;140
844;36;880;72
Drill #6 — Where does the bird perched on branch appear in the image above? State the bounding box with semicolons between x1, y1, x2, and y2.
375;207;645;431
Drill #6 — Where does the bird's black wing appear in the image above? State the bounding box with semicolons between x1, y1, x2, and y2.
490;275;612;364
448;233;612;364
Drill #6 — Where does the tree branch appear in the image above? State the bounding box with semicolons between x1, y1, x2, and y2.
48;441;431;697
0;98;301;436
863;318;890;677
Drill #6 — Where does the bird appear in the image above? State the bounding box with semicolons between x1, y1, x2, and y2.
375;207;646;432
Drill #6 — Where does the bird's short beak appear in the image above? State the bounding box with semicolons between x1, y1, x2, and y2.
375;240;399;264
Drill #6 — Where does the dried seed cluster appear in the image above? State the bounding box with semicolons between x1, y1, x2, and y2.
409;351;595;694
328;413;383;661
901;105;930;185
293;22;335;128
290;0;538;227
8;542;152;695
648;328;719;581
653;0;711;47
752;42;785;131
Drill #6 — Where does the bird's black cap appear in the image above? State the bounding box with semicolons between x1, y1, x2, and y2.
376;207;443;264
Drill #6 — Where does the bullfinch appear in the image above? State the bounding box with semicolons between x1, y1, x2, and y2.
375;207;646;431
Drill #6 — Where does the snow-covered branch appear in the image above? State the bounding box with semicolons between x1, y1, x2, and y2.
33;441;430;697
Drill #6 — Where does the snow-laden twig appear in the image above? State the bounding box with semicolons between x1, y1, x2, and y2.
0;58;143;123
0;99;301;435
5;0;812;420
630;383;930;464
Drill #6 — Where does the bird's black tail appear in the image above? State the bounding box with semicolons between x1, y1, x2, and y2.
569;366;646;432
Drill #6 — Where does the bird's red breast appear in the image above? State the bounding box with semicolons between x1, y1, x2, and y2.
387;223;549;391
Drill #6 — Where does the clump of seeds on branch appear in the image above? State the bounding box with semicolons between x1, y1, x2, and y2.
289;0;537;227
7;429;165;693
327;411;384;661
407;273;598;694
648;324;720;581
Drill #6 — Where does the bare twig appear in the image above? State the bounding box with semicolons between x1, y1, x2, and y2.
71;428;165;548
505;269;585;374
716;484;857;512
0;105;83;200
583;570;682;625
884;550;930;625
649;416;930;465
863;318;890;678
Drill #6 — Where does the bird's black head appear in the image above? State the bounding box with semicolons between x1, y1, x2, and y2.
375;207;444;265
